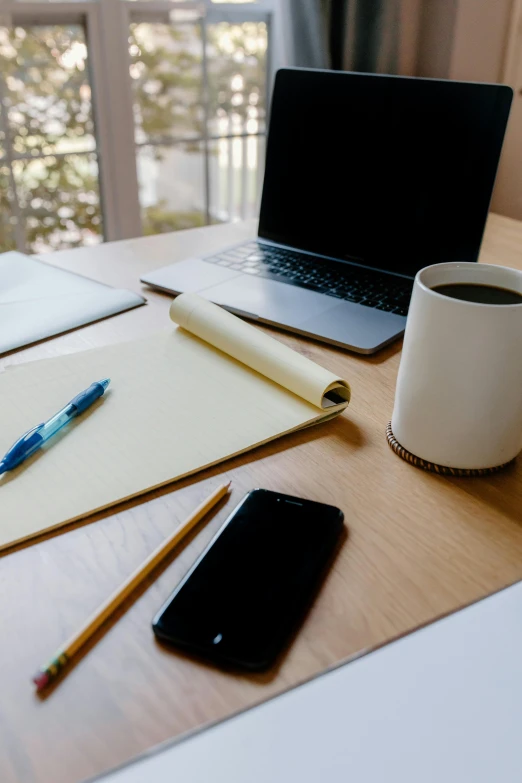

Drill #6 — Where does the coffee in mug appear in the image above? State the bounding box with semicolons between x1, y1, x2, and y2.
432;283;522;305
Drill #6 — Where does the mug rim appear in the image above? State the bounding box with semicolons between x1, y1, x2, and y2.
416;262;522;307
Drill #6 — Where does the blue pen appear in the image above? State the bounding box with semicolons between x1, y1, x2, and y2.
0;378;110;475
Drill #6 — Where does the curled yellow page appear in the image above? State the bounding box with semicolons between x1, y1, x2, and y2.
170;294;351;410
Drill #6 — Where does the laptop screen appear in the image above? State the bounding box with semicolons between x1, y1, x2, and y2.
258;69;512;278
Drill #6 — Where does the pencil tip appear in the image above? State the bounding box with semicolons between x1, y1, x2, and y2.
226;481;232;490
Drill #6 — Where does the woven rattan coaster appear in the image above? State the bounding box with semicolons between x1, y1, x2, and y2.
386;422;514;476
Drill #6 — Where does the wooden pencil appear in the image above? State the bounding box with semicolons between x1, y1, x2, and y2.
33;481;231;691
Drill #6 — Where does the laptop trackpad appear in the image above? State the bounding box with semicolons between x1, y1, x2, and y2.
299;300;405;351
199;275;339;323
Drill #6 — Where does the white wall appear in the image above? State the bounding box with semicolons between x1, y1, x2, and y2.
417;0;512;82
490;0;522;219
416;0;459;79
416;0;521;219
450;0;512;82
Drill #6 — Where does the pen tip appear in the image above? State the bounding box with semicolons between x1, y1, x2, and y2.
0;462;6;476
99;378;111;391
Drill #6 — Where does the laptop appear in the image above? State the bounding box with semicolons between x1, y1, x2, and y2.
142;68;512;354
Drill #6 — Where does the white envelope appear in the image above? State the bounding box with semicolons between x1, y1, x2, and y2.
0;251;145;354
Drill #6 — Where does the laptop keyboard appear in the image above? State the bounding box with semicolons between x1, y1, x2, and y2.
205;243;413;316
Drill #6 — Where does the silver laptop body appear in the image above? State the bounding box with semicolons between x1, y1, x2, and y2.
141;241;407;354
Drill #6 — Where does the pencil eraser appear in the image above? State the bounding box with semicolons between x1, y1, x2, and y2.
33;670;50;690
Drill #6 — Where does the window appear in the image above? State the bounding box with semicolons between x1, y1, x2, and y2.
0;0;274;254
0;23;102;252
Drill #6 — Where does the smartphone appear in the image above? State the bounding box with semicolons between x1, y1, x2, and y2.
152;489;345;671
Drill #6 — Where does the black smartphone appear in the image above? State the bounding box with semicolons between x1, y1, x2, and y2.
152;489;345;671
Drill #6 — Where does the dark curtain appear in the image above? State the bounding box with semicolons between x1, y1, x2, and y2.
286;0;399;74
283;0;329;68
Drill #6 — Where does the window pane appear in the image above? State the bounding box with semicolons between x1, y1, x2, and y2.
210;134;264;222
130;22;203;144
0;162;17;253
13;153;102;253
125;0;257;3
131;15;268;236
1;25;96;157
9;0;89;3
207;21;267;137
137;142;206;234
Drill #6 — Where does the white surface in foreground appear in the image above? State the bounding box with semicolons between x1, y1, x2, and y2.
97;580;522;783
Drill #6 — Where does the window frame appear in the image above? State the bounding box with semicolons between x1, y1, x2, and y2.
0;0;275;247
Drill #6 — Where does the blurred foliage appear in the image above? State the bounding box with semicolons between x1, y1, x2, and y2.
14;154;101;253
142;203;206;235
207;21;266;131
0;19;266;253
130;23;203;143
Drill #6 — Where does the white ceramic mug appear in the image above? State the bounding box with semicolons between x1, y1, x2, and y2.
391;262;522;470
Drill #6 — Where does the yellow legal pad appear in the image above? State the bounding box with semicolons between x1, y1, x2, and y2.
0;294;351;551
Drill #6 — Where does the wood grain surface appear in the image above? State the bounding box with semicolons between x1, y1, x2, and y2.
1;214;521;783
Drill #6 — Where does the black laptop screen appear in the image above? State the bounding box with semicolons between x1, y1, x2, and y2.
258;69;512;278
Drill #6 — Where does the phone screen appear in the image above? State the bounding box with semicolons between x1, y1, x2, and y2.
153;489;345;670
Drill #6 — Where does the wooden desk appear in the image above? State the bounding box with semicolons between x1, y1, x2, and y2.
1;214;522;783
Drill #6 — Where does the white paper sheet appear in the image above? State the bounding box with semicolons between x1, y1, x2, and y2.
0;251;144;354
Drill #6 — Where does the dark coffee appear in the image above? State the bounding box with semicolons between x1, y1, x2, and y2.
433;282;522;305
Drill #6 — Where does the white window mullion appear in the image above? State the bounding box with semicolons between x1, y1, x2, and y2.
90;0;142;240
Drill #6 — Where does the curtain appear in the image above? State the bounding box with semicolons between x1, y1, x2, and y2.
283;0;402;74
279;0;329;69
